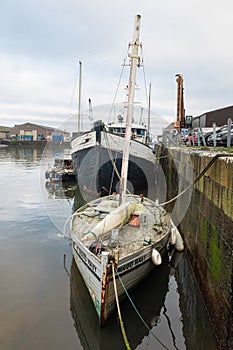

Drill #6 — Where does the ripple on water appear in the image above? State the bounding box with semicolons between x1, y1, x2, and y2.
46;231;72;245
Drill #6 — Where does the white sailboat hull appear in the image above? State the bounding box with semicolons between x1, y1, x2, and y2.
72;230;170;325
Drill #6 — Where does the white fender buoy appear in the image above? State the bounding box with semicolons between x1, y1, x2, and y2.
152;249;162;265
170;227;177;245
175;230;184;252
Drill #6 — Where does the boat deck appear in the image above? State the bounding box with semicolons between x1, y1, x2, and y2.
71;195;171;261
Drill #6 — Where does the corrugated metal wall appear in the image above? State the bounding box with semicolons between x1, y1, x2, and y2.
192;105;233;127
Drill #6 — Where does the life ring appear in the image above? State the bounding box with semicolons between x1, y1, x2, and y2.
172;129;178;136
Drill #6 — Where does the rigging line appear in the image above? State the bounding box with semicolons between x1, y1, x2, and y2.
112;263;131;350
67;69;79;113
115;267;170;350
62;212;78;238
158;153;233;207
107;47;130;123
141;46;149;114
103;132;121;180
103;132;145;197
93;145;101;188
103;132;131;195
109;149;118;195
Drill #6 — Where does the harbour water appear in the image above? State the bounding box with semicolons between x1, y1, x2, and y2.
0;145;219;350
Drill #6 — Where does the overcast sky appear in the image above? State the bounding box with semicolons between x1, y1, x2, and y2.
1;0;233;134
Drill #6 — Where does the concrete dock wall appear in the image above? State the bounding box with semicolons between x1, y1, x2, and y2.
160;147;233;350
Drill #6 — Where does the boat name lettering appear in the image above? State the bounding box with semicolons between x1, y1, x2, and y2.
118;255;146;273
78;248;87;262
88;259;97;273
77;246;97;272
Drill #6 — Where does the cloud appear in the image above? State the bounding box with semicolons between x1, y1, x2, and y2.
0;0;232;130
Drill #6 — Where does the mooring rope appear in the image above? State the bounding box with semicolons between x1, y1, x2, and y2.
159;153;233;207
115;267;170;350
112;262;131;350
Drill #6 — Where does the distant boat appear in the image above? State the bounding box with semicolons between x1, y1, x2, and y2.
69;14;184;326
71;16;157;198
45;152;75;182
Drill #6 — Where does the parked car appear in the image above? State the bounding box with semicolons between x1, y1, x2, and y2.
204;130;218;145
207;124;233;146
184;128;210;145
216;130;233;147
184;131;198;144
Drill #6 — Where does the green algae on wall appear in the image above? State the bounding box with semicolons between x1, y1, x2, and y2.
160;146;233;350
200;218;223;283
209;224;222;283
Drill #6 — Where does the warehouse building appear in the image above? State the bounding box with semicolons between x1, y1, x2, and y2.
10;122;70;141
0;126;11;139
192;105;233;128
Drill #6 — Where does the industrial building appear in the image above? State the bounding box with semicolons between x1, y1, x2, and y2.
9;122;70;141
0;126;11;139
192;105;233;128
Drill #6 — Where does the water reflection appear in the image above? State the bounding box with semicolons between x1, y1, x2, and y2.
0;144;45;162
174;253;219;350
70;249;218;350
70;252;174;350
45;180;77;200
0;145;219;350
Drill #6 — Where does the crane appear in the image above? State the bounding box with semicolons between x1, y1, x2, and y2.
174;74;185;129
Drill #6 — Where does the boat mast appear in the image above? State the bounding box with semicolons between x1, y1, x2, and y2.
147;82;151;145
78;61;82;134
119;14;141;205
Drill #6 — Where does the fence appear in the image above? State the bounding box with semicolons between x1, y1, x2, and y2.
162;118;232;148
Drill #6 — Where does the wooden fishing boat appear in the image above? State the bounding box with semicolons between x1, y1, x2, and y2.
71;17;156;198
70;14;183;326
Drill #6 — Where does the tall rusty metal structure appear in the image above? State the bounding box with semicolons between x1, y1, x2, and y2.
174;74;185;128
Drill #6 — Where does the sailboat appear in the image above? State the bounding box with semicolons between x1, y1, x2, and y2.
70;255;170;349
71;16;157;197
70;14;184;326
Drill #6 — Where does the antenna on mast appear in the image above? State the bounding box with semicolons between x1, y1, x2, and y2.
147;82;151;145
77;61;82;133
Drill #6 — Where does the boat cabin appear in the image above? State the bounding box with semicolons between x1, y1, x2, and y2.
107;122;147;144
